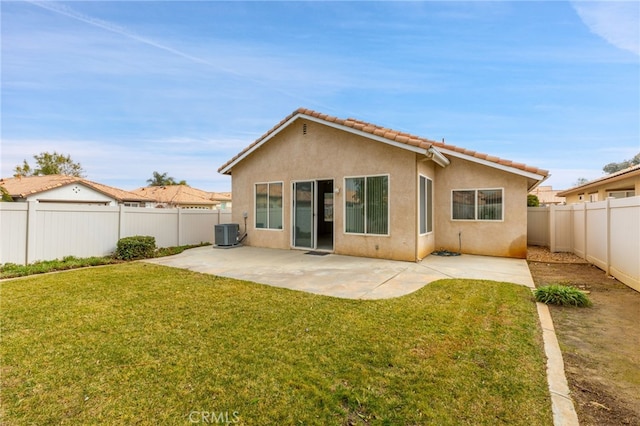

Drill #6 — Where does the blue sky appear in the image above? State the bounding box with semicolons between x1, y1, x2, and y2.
2;1;638;192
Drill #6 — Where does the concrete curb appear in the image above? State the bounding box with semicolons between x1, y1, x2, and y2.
536;302;580;426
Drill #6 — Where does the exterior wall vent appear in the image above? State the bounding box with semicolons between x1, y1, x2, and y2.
303;123;307;135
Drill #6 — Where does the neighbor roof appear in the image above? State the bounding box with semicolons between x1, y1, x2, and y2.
0;175;153;203
557;164;640;196
131;185;219;206
218;107;549;183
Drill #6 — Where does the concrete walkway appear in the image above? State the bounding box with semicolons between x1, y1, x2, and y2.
144;245;578;426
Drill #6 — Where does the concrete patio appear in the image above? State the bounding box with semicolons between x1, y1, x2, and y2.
144;245;535;299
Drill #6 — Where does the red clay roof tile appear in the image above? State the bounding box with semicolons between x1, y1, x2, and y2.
218;108;549;177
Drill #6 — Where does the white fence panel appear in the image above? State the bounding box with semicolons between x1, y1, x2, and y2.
584;201;608;271
0;202;233;265
0;203;28;264
178;209;234;245
527;207;549;246
609;197;640;291
527;197;640;292
550;206;573;253
572;205;586;259
33;204;120;262
121;208;181;248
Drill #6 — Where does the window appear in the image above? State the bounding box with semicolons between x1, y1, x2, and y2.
419;176;433;234
255;182;283;229
452;188;503;221
345;175;388;235
608;190;635;199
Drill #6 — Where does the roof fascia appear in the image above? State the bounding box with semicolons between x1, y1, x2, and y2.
557;169;640;196
219;112;429;174
219;114;303;175
438;148;547;181
302;115;428;155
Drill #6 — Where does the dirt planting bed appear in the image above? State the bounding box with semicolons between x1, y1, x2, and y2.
527;246;640;425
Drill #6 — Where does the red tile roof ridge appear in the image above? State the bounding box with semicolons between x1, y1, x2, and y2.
219;107;549;177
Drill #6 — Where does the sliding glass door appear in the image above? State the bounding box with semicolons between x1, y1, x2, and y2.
293;181;314;249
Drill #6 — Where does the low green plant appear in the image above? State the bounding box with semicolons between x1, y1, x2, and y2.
115;235;156;260
0;243;210;279
534;284;592;307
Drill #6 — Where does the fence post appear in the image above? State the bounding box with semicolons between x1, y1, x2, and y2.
118;204;125;240
549;205;556;252
605;198;611;275
25;201;37;264
177;208;183;246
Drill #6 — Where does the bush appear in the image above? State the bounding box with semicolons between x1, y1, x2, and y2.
534;284;592;307
115;236;156;260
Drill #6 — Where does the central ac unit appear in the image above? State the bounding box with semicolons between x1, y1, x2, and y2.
215;223;239;246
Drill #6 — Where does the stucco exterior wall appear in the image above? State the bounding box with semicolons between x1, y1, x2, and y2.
417;160;436;259
562;174;640;204
433;156;529;258
230;118;421;261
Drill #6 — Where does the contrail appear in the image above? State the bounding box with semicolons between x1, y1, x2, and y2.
24;0;341;115
26;0;245;77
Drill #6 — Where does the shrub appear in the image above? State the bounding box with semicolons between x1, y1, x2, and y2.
115;236;156;260
534;284;592;307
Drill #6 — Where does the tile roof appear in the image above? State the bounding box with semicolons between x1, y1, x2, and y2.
130;185;219;206
218;107;549;178
0;175;153;202
557;163;640;196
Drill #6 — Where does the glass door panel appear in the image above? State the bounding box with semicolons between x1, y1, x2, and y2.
293;181;314;249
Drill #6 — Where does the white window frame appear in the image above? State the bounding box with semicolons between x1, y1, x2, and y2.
254;181;283;231
451;188;504;222
607;190;635;199
419;175;433;235
343;174;390;236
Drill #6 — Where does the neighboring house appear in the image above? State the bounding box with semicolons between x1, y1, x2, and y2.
0;175;153;206
218;108;549;261
558;164;640;204
130;185;224;209
529;185;565;206
209;191;232;210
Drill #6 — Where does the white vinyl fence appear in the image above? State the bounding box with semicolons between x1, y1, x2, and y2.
0;202;233;265
528;196;640;292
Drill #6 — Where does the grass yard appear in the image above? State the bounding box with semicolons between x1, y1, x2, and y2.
1;263;552;425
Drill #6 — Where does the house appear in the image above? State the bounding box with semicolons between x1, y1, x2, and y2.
529;185;565;206
0;175;153;206
218;108;549;261
210;191;232;210
558;164;640;204
130;185;228;209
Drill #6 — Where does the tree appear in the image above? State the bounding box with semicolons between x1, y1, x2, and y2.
1;185;13;202
573;177;589;187
602;152;640;174
527;194;540;207
13;151;85;177
146;171;187;186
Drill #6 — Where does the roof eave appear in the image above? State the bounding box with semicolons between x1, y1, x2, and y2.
218;111;432;175
438;148;548;184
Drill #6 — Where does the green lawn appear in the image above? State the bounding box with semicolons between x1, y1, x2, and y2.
1;263;552;425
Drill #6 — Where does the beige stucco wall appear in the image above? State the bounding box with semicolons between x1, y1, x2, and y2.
230;118;422;261
433;156;529;258
228;117;533;261
562;173;640;204
417;160;436;259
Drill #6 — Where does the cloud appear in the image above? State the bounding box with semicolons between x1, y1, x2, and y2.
572;1;640;56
